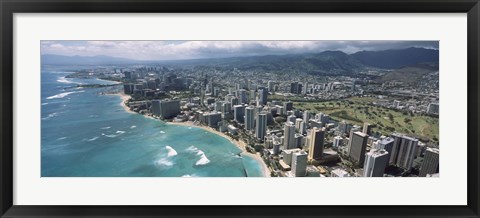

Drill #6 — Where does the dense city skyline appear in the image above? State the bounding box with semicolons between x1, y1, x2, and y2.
41;40;440;178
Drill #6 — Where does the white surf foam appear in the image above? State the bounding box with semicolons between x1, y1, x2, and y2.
196;152;210;166
46;91;84;100
130;125;136;129
41;103;49;105
160;131;166;134
186;146;210;166
102;131;125;138
87;136;99;141
57;137;67;140
165;146;178;157
155;158;174;167
100;126;111;130
57;77;75;84
41;112;58;120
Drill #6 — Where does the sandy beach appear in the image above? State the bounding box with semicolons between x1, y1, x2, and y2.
108;92;135;114
168;121;247;152
114;93;271;177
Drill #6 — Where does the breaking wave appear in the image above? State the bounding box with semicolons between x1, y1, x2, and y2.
57;77;76;84
42;112;58;120
101;131;125;138
46;91;84;100
165;146;178;157
130;125;136;129
155;158;174;167
186;146;210;166
87;136;99;141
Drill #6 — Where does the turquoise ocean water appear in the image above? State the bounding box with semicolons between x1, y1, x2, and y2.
41;70;264;177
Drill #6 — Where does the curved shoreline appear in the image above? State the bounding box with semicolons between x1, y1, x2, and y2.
167;121;271;177
111;91;271;177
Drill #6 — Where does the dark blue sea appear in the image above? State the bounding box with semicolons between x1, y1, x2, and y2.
41;69;264;177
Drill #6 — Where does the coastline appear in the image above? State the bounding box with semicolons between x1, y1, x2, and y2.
112;91;271;177
167;121;271;177
108;92;135;114
111;88;271;177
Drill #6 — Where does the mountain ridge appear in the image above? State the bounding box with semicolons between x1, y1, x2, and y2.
41;47;439;74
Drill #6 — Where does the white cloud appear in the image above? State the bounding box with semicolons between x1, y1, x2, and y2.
40;40;439;60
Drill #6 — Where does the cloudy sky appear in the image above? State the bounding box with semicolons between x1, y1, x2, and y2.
41;41;439;61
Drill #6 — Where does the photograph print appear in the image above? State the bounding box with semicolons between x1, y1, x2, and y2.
41;40;440;177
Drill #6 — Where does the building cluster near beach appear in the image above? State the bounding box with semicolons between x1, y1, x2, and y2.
114;66;440;178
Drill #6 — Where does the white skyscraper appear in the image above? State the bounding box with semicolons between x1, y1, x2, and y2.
283;122;296;150
303;110;310;123
390;133;419;170
419;147;439;177
363;149;389;177
292;151;308;177
333;136;342;148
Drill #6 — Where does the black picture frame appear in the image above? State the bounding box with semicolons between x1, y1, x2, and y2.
1;0;479;217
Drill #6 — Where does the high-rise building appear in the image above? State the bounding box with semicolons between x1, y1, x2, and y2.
234;105;245;123
238;89;248;104
333;136;342;148
283;122;296;150
390;133;419;170
299;121;307;135
346;125;361;153
419;147;440;177
292;151;308;177
287;115;297;124
123;84;134;94
124;71;132;79
294;133;304;148
307;127;325;160
222;102;232;114
373;137;395;161
205;112;222;128
303;82;309;94
349;131;369;165
290;82;298;94
268;81;275;92
363;122;373;135
258;87;268;106
245;106;255;131
283;101;293;112
255;112;267;141
295;118;303;131
151;100;180;119
230;97;239;106
363;149;389;177
303;110;310;123
273;140;281;155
